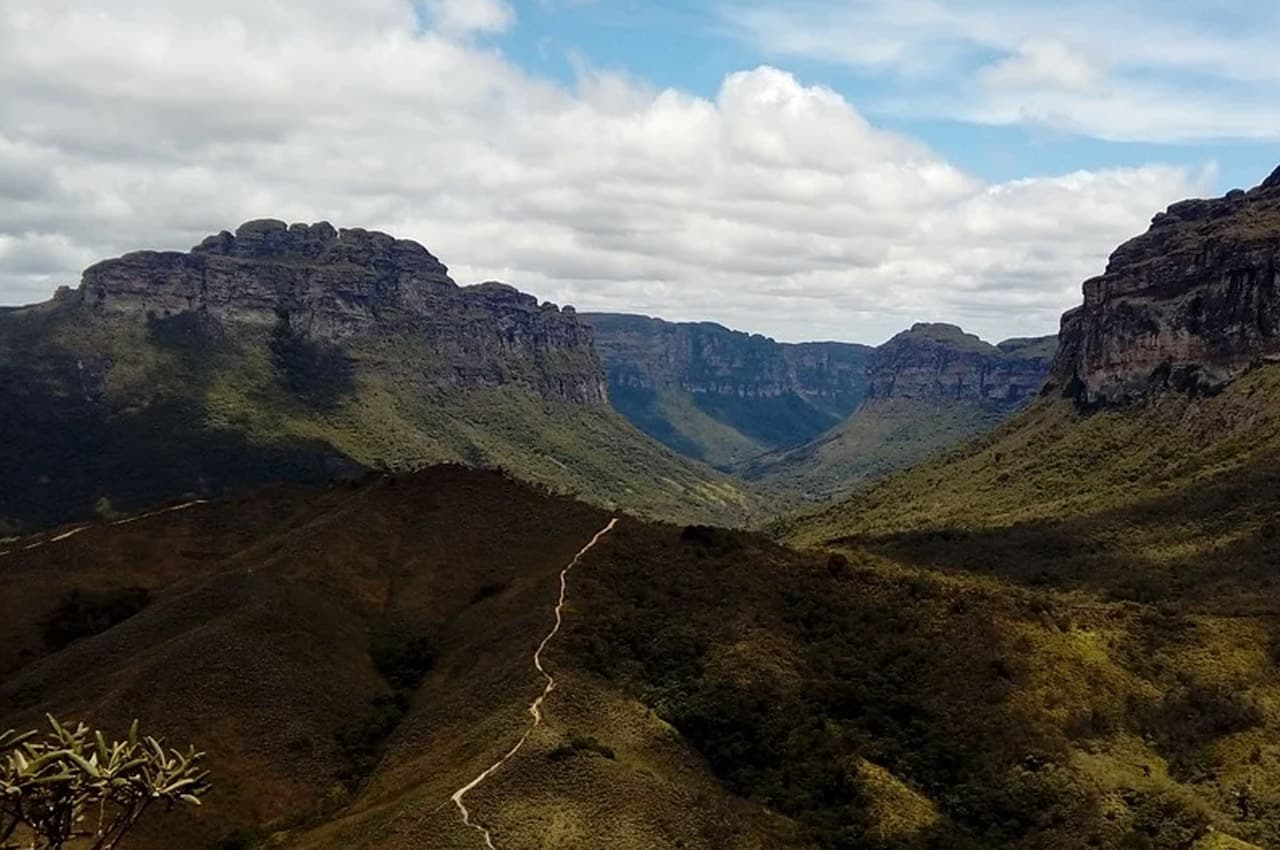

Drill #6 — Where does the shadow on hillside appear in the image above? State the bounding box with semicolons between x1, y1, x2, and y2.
563;523;1228;850
0;307;363;532
829;455;1280;614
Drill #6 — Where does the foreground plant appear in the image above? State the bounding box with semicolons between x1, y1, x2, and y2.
0;716;210;849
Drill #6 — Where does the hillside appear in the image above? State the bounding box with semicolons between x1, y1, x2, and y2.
784;166;1280;561
775;167;1280;849
741;323;1055;501
0;221;759;532
585;313;872;467
0;467;1271;850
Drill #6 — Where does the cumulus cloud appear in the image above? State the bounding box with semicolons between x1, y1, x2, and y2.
425;0;516;36
980;40;1104;91
0;1;1205;343
725;0;1280;142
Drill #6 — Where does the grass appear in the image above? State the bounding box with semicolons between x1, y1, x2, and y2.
0;301;762;531
740;397;1016;505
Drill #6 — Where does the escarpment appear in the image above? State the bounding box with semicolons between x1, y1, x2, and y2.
1053;166;1280;405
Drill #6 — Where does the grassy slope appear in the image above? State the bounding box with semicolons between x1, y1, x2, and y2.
739;398;1012;504
606;383;846;469
767;367;1280;849
606;384;771;466
2;464;1275;849
0;302;759;530
0;470;811;850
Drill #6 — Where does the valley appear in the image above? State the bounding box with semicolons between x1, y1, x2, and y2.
3;155;1280;850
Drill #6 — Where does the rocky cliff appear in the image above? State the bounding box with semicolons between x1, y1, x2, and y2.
739;324;1056;502
81;219;606;405
584;313;872;465
869;323;1055;405
585;313;870;405
0;223;762;532
1054;166;1280;405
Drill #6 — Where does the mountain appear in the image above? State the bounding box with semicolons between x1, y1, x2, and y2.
776;169;1280;850
1056;166;1280;406
0;220;758;533
740;323;1056;500
1;466;1269;850
585;312;872;466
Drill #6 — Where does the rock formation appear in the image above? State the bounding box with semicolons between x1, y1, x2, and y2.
868;323;1055;406
1054;166;1280;405
81;219;606;405
585;313;871;412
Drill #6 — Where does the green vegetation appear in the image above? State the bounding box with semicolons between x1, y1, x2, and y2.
547;734;617;762
1;716;209;850
741;398;1013;504
0;301;760;531
568;521;1276;849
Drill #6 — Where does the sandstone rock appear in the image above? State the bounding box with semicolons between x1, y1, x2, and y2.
79;221;606;405
1053;167;1280;405
868;323;1054;405
585;313;871;408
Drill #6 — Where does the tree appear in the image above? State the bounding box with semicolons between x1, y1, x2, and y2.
1;716;210;850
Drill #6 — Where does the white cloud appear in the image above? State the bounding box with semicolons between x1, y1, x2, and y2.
724;0;1280;142
980;40;1104;91
0;1;1207;344
425;0;516;36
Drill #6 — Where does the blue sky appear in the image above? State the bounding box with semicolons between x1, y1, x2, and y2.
1;0;1276;343
499;0;1276;191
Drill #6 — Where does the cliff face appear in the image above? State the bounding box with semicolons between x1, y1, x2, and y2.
1;222;770;532
1053;167;1280;405
585;313;871;407
869;324;1055;406
584;313;872;465
82;219;606;405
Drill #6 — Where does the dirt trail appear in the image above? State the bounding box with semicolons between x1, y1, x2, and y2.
450;518;619;848
0;499;210;560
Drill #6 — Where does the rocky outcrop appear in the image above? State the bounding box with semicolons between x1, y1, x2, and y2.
869;324;1055;405
1053;167;1280;405
585;313;872;410
80;219;606;405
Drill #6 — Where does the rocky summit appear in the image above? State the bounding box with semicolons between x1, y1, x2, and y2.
82;219;606;405
869;323;1056;405
1054;168;1280;405
0;222;762;532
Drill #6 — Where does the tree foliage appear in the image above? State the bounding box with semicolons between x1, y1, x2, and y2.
0;717;210;850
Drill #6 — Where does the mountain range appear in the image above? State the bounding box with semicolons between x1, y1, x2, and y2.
5;167;1280;850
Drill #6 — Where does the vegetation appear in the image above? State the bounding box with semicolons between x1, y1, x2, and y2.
566;513;1276;850
0;300;761;532
42;588;150;652
547;734;616;762
740;397;1014;504
0;717;209;850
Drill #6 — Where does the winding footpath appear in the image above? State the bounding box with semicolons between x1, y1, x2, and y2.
450;517;620;848
0;499;209;560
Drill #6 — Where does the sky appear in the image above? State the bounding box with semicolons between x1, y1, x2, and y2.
0;1;1276;345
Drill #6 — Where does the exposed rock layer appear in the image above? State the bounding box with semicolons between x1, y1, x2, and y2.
1053;167;1280;405
868;323;1056;406
81;219;606;404
585;313;872;412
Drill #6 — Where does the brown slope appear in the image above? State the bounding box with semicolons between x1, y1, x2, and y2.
0;468;807;850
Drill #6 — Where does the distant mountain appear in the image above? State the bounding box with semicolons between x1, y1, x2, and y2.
740;322;1056;500
585;313;872;466
0;220;758;532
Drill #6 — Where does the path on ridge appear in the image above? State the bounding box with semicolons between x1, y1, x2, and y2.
450;517;620;849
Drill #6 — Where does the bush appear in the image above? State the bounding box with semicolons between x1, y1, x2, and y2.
547;734;616;762
43;587;151;651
